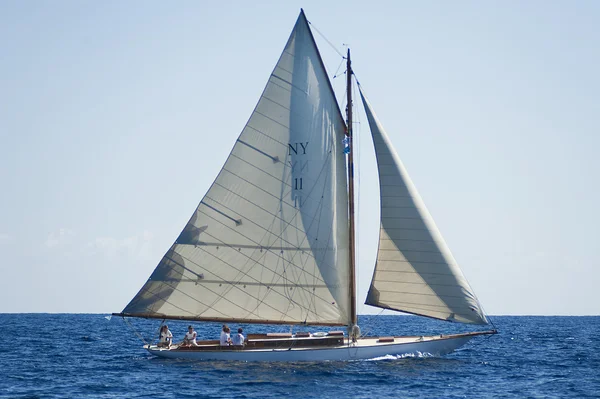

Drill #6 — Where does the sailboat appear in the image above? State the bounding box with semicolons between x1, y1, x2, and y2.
113;10;496;361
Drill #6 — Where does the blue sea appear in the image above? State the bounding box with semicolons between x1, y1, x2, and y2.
1;315;598;398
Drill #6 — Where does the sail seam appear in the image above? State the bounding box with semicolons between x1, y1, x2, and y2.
379;237;445;243
372;290;477;302
202;193;333;263
376;259;457;266
181;214;343;316
178;246;327;321
380;228;430;234
373;300;479;313
171;251;309;320
188;214;326;284
130;279;207;318
220;161;337;215
159;251;271;319
270;74;307;96
186;242;316;251
244;125;289;148
202;153;340;288
373;279;468;288
373;270;458;277
227;149;342;323
222;156;336;213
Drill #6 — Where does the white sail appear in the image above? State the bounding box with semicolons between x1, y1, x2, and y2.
359;88;488;325
122;11;351;326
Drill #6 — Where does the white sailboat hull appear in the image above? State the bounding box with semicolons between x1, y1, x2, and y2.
145;331;493;362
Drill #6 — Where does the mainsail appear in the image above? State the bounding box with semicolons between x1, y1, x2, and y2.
359;88;488;325
122;11;351;326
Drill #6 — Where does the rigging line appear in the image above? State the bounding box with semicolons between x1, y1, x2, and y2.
184;126;342;320
132;248;263;320
186;238;336;314
488;316;498;331
122;316;149;345
243;252;334;324
251;210;294;319
304;168;332;321
243;248;331;323
280;160;335;323
332;57;346;79
205;209;283;318
307;20;346;58
280;145;333;300
162;253;275;319
463;328;497;352
191;225;328;312
310;167;341;319
178;246;326;318
195;208;325;284
360;308;386;338
210;150;340;274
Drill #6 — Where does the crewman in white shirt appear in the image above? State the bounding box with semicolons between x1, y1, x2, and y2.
182;325;198;347
220;324;232;346
232;328;245;346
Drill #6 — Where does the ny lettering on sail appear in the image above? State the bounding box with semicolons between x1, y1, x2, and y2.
288;142;309;155
289;142;309;208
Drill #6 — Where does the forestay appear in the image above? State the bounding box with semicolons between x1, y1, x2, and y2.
359;88;488;325
122;12;351;326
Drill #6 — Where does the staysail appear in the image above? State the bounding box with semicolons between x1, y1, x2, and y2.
359;88;488;325
121;11;351;326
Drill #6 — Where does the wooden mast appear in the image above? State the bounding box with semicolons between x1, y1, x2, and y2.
346;48;357;335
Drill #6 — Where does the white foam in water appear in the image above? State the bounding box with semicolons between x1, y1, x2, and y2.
365;351;434;361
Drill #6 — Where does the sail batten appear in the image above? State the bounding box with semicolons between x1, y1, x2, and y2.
359;87;488;325
122;12;351;326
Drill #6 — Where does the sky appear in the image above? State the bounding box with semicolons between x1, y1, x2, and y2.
0;1;598;316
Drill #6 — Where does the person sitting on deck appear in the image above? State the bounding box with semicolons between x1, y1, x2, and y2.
232;328;245;346
158;325;173;348
181;325;198;347
220;325;232;346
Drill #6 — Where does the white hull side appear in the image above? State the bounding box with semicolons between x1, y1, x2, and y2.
145;334;482;362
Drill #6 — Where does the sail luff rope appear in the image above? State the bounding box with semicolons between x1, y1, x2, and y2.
306;20;346;59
